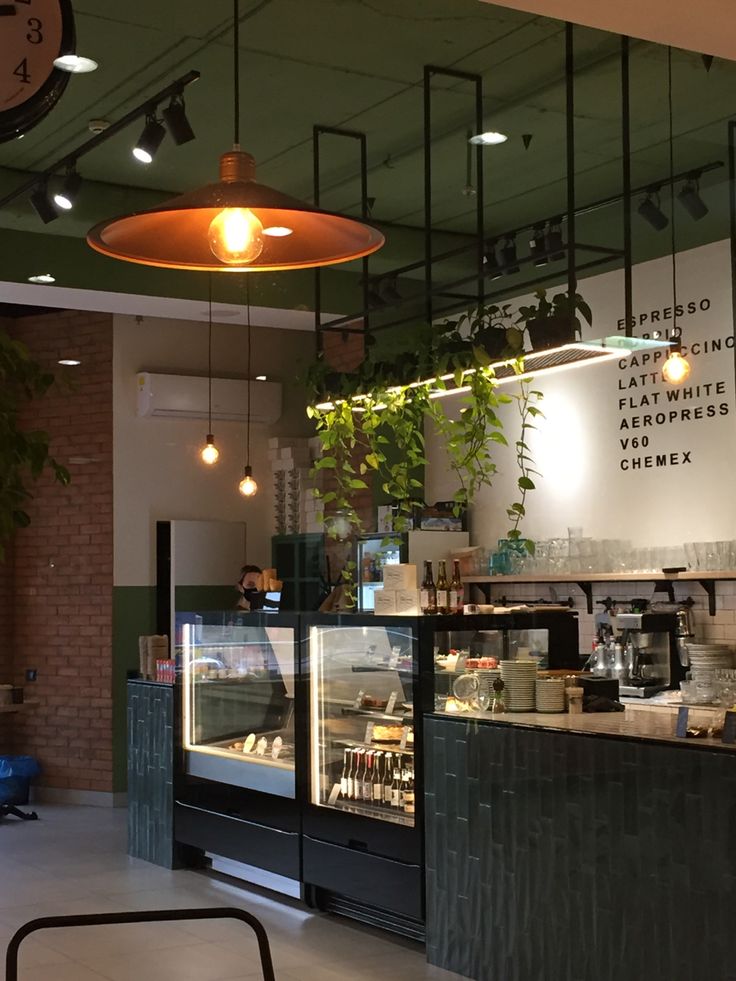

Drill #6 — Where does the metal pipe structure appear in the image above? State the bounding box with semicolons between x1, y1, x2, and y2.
312;124;370;353
622;35;633;338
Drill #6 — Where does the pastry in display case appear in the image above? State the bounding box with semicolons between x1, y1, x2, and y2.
309;622;416;827
180;613;297;797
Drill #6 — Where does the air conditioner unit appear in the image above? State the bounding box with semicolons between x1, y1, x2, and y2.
136;372;282;423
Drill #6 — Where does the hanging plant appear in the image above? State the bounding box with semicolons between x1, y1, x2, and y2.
505;374;544;555
307;335;544;597
0;328;70;559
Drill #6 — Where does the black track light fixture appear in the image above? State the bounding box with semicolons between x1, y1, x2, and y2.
547;218;565;261
30;183;58;224
162;94;195;146
501;235;519;275
638;188;669;231
364;278;387;310
529;223;547;267
379;277;402;305
53;169;82;211
133;113;166;164
678;175;708;221
483;240;503;281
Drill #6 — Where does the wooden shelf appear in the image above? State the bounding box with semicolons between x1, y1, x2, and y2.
0;700;38;714
463;571;736;616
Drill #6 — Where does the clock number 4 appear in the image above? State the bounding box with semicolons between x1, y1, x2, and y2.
13;58;30;84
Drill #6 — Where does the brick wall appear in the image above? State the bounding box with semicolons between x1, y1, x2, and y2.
1;317;15;749
7;311;114;792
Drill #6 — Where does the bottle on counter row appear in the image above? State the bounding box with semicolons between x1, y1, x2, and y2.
421;560;464;615
339;749;415;814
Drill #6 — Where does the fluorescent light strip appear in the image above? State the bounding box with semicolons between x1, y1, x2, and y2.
312;337;672;411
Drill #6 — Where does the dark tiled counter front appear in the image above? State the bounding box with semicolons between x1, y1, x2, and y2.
127;680;177;867
425;713;736;981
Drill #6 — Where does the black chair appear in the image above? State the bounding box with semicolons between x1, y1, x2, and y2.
5;908;276;981
0;775;38;821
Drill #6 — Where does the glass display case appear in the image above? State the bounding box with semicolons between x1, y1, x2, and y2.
430;614;579;717
180;612;298;797
308;621;416;827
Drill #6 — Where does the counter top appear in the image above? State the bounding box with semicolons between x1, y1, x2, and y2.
430;702;736;752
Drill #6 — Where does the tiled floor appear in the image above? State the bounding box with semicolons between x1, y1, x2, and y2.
0;805;463;980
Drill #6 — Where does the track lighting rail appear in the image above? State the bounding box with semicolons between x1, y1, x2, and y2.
0;69;200;213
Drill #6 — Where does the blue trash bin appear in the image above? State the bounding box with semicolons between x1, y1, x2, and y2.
0;756;41;806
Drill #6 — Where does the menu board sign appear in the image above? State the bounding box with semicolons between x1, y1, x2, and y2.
427;238;736;545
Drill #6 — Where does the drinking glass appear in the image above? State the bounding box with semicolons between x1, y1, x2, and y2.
684;542;696;571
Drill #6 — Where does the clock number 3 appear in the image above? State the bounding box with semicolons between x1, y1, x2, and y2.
26;16;43;43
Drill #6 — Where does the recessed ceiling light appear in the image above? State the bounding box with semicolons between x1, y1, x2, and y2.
468;131;508;146
58;359;81;366
53;54;98;74
263;226;293;237
28;273;55;284
256;374;267;381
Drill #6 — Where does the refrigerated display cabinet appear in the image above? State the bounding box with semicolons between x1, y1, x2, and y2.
301;614;425;935
174;611;304;891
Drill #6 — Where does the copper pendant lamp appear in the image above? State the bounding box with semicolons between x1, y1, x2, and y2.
87;2;384;272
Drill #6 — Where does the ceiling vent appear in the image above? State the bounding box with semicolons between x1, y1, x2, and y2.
136;372;281;423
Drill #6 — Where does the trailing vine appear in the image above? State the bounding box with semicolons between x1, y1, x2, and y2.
505;375;544;555
307;350;545;600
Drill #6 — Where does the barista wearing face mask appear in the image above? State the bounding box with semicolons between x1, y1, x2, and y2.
236;564;263;611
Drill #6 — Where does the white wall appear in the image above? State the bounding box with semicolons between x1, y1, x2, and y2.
426;238;736;546
113;314;315;586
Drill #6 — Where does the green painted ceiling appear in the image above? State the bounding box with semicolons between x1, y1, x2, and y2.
0;0;735;319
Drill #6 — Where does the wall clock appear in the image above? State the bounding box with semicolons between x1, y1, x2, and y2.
0;0;75;143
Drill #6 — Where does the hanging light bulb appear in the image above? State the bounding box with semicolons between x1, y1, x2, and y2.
662;348;691;384
208;207;264;265
200;434;219;465
661;54;692;390
238;465;258;497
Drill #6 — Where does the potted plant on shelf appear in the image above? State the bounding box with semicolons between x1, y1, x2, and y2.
435;302;525;368
516;288;592;351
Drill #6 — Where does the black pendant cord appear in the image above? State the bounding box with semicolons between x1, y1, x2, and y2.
207;274;213;435
245;276;252;468
668;46;678;338
233;0;240;146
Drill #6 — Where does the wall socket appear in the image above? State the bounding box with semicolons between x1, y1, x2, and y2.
25;669;37;682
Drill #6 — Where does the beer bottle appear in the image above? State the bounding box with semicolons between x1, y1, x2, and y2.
449;559;464;614
420;561;437;615
339;749;350;799
436;560;450;614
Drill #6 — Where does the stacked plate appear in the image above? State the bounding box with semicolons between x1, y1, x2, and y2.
477;667;501;704
686;643;733;682
500;660;538;712
535;677;566;713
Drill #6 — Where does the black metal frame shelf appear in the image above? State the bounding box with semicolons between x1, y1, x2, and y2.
463;572;736;616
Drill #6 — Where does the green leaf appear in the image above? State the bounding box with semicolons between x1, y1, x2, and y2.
350;478;368;490
510;503;525;515
488;431;508;446
518;476;536;490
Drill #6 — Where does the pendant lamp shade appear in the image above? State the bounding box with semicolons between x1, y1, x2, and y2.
87;150;384;272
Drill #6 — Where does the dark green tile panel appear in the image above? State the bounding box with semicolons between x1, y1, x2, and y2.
127;680;176;868
113;586;157;792
424;716;736;981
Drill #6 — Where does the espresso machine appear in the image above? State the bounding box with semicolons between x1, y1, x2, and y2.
599;611;687;697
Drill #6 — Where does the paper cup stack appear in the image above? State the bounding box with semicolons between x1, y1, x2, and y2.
686;643;733;683
535;677;566;713
500;660;538;711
